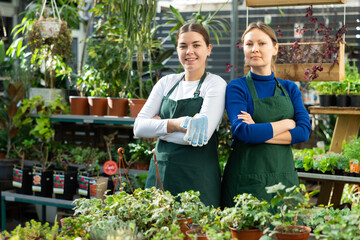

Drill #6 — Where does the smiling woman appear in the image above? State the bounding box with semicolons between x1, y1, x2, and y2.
133;23;227;207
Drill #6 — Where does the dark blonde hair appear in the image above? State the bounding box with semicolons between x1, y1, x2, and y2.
176;22;210;47
241;21;278;72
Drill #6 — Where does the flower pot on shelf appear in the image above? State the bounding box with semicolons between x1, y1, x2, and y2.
88;97;108;116
0;158;19;190
107;97;128;117
319;95;336;107
53;170;77;200
245;0;345;7
350;95;360;107
274;226;311;240
69;96;89;115
128;98;147;117
336;95;350;107
132;162;150;170
228;227;263;240
32;168;54;198
13;166;33;195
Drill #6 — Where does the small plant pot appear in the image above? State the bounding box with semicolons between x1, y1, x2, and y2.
128;98;147;117
54;171;78;200
274;226;311;240
13;166;33;195
132;162;150;170
228;227;263;240
107;97;128;117
319;95;336;107
185;227;209;240
350;95;360;107
88;97;108;116
177;217;193;235
336;95;350;107
69;96;89;115
33;169;54;198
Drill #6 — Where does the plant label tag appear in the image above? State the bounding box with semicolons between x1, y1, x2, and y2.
13;167;23;188
54;172;65;194
350;159;359;173
78;174;89;196
32;168;43;192
103;160;118;175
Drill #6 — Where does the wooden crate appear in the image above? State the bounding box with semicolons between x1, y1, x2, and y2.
245;0;346;7
244;42;345;82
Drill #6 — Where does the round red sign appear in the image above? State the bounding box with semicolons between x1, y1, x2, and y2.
103;160;118;175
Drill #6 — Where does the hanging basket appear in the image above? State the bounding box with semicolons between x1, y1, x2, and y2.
39;19;61;38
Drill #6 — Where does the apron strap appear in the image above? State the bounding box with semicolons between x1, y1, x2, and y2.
246;72;289;100
165;71;208;99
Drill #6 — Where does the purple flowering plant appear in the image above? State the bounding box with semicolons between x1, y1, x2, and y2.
227;6;347;81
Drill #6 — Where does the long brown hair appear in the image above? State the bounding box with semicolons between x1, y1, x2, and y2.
176;22;210;47
241;21;278;72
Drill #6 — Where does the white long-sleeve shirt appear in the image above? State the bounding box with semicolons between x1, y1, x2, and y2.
133;73;227;145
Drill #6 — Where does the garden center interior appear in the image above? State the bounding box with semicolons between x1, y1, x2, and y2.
0;0;360;239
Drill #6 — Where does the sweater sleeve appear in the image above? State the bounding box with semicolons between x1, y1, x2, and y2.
133;77;169;138
226;79;273;144
286;81;311;144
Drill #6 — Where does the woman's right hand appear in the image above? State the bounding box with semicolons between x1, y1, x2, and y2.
270;119;296;137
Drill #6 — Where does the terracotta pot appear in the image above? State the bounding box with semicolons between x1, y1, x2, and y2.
128;98;147;117
69;96;89;115
88;97;108;116
228;227;263;240
274;226;311;240
185;228;209;240
132;162;150;170
177;217;193;235
107;97;128;117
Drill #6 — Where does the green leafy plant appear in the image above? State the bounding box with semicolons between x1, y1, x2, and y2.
15;94;69;171
292;147;325;171
127;139;155;163
342;136;360;161
71;146;107;176
0;219;59;239
313;152;345;174
221;193;271;231
264;183;312;234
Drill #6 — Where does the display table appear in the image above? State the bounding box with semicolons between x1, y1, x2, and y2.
308;106;360;207
49;114;136;125
1;191;75;231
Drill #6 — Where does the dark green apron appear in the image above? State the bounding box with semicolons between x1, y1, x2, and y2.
145;72;221;207
221;72;299;207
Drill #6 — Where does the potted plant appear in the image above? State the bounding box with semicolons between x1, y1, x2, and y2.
16;94;69;197
262;183;312;240
333;81;350;107
220;193;271;240
310;81;336;106
345;61;360;107
127;139;155;170
71;146;108;199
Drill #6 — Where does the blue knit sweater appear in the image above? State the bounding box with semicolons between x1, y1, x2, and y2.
226;71;311;145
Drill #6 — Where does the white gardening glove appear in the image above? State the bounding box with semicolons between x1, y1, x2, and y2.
180;114;208;147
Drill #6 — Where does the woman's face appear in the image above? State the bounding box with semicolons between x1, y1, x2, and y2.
177;31;212;75
243;28;278;75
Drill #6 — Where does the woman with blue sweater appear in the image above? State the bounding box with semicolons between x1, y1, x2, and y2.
221;21;311;207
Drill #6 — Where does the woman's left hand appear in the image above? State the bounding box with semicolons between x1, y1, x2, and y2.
152;115;161;120
237;111;255;124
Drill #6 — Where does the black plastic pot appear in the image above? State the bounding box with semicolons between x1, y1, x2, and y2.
350;95;360;107
14;167;33;195
336;95;350;107
55;171;78;200
33;170;54;198
319;95;336;107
